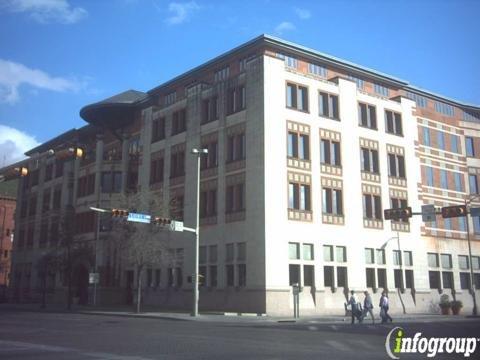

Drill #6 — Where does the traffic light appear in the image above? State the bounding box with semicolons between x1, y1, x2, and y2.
441;205;467;218
153;217;172;226
0;166;29;181
384;207;412;221
112;209;129;217
55;147;84;160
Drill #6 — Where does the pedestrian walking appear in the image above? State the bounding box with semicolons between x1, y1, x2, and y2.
379;291;393;323
362;291;375;324
347;290;361;324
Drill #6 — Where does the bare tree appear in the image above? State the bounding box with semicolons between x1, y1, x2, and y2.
36;251;61;308
109;190;172;313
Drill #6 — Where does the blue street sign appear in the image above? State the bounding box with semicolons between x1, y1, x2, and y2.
127;212;151;224
471;207;480;217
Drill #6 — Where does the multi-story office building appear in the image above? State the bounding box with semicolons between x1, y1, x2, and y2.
0;191;15;288
7;35;480;315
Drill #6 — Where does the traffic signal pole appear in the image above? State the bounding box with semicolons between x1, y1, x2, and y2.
465;198;478;316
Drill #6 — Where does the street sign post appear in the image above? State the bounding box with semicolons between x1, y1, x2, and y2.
421;204;436;222
127;213;151;224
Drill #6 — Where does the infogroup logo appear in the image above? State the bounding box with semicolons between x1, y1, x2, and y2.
385;327;479;359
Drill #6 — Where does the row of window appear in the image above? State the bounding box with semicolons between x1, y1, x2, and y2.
20;188;62;218
286;83;404;136
423;166;465;192
421;127;461;153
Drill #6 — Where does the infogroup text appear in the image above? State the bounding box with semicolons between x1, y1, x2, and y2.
385;327;479;359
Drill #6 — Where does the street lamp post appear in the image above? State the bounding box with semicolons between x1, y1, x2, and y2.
89;206;110;306
465;194;480;316
191;148;208;317
382;232;406;314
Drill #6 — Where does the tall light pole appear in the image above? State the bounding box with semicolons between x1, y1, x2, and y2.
191;148;208;317
465;194;480;316
381;232;406;314
89;206;110;306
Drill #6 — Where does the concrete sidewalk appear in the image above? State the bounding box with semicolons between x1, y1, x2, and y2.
0;303;478;324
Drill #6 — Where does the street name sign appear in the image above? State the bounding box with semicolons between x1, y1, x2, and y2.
127;212;151;224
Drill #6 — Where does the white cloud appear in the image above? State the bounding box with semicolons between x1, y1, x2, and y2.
165;1;199;25
274;21;295;35
0;125;40;167
294;7;311;20
0;59;83;104
1;0;87;24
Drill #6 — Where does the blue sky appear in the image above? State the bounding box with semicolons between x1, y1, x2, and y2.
0;0;479;166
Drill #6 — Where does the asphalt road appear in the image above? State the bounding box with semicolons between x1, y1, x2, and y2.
0;311;479;359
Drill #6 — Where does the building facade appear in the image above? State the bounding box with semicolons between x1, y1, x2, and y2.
7;35;480;315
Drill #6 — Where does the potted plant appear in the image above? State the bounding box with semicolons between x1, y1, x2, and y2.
451;300;463;315
439;294;451;315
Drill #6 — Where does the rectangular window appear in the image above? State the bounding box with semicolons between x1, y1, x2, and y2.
441;254;452;269
170;150;185;178
429;271;441;289
322;187;343;215
460;273;471;290
286;83;308;112
318;92;339;120
472;256;480;270
377;268;387;289
288;182;311;211
214;66;229;82
289;264;301;285
227;85;246;114
454;172;463;192
200;189;217;218
363;194;382;220
289;242;300;260
200;141;218;170
210;265;217;287
303;244;314;261
466;137;475;157
442;271;454;289
393;250;402;266
361;148;379;173
405;269;414;289
440;170;448;189
225;183;245;213
226;265;234;286
365;248;374;264
437;131;446;150
337;267;347;287
336;246;347;263
45;164;53;181
155;269;161;287
366;268;376;288
324;266;334;287
406;92;427;108
226;132;246;162
238;264;246;287
201;97;218;124
394;269;403;289
323;245;333;262
385;110;402;136
347;75;364;89
164;92;176;106
287;132;309;160
303;265;314;286
101;171;122;193
236;243;246;261
150;158;164;184
426;167;434;187
376;249;386;265
308;63;327;77
226;243;234;262
458;255;469;270
423;127;431;146
388;153;406;178
284;55;297;68
152;117;166;142
358;103;377;129
404;251;413;266
435;101;454;116
171;109;187;135
451;135;459;153
374;83;390;97
320;139;341;166
469;174;479;194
